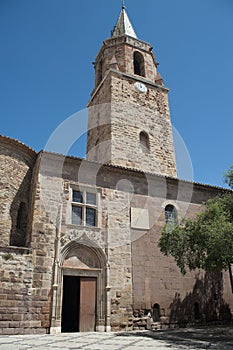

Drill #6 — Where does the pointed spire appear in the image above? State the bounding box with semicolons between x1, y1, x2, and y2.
111;5;137;39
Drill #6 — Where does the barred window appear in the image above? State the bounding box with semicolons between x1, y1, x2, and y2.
72;190;97;227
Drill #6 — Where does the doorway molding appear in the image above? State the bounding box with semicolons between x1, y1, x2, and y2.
50;234;108;333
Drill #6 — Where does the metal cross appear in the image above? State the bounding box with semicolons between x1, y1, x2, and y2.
121;0;125;9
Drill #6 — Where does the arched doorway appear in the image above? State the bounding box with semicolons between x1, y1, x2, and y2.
152;303;161;322
50;237;107;333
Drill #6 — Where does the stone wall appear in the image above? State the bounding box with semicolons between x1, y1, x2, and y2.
110;73;176;176
0;137;45;335
0;136;36;247
0;247;49;335
94;36;158;88
62;155;134;330
1;148;232;334
87;70;177;177
131;183;233;326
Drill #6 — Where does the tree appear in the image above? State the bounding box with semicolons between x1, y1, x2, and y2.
159;170;233;275
224;166;233;189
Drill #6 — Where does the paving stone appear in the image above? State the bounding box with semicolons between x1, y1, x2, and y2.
0;327;233;349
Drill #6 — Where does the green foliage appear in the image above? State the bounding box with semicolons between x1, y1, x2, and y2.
3;253;13;261
159;193;233;275
224;166;233;189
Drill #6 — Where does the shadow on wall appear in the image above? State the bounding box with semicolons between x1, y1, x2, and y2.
9;169;32;247
169;271;232;325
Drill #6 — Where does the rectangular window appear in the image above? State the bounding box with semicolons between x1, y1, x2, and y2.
71;189;98;227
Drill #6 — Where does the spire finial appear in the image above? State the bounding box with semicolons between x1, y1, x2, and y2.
112;1;137;39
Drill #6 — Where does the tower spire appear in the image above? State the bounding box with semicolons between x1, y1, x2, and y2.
111;4;137;39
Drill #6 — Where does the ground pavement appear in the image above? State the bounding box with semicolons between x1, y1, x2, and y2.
0;326;233;349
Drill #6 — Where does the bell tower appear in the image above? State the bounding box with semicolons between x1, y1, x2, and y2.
87;5;177;177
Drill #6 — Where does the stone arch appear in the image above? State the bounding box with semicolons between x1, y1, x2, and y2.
60;236;106;270
50;235;109;334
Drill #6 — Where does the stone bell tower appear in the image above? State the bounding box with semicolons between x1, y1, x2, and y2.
87;5;177;177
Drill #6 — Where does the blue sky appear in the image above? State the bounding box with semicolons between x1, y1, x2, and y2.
0;0;233;188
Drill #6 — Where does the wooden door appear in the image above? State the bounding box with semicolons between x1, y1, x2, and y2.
79;277;97;332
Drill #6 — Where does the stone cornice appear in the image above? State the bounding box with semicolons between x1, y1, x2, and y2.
87;68;169;106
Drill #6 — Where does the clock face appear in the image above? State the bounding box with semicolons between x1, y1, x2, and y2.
134;82;147;93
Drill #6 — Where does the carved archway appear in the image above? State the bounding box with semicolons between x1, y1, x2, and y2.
50;234;108;333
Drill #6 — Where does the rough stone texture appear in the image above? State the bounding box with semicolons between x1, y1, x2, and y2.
87;33;176;177
0;143;233;334
1;17;233;336
0;136;36;247
93;36;158;89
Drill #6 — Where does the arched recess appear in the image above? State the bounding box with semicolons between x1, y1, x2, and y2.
140;131;150;153
50;235;108;334
10;202;28;247
134;51;145;77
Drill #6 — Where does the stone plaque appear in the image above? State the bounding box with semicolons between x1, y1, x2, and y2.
131;207;150;230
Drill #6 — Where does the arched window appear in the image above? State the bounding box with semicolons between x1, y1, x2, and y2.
134;51;145;77
165;205;178;225
140;131;149;153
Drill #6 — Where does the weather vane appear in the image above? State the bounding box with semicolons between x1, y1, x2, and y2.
121;0;125;9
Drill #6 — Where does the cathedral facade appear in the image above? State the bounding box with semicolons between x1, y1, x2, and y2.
0;7;232;335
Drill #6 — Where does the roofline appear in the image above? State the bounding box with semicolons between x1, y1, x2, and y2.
0;134;37;159
40;150;231;193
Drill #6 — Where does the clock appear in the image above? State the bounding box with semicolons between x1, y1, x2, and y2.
134;82;147;93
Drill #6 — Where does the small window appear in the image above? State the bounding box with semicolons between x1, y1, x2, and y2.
134;51;145;77
72;189;98;227
140;131;150;153
165;205;178;225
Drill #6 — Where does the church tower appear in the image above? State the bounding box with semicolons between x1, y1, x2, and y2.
87;5;177;177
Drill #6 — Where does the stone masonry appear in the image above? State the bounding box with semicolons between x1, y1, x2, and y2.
87;34;177;177
0;6;233;336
